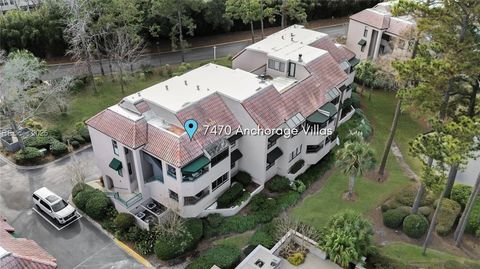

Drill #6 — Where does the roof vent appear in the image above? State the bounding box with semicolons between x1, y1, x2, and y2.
196;85;200;91
290;33;295;41
298;54;303;62
165;85;169;91
137;92;141;97
281;35;284;40
184;80;188;86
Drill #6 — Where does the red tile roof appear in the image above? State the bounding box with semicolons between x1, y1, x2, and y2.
143;125;203;167
134;101;150;113
0;219;56;269
350;9;390;29
242;85;289;129
310;37;355;63
86;109;147;149
387;17;414;36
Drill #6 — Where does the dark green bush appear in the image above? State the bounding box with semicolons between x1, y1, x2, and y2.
78;127;91;142
249;193;275;213
217;183;244;208
381;204;390;212
466;200;480;237
434;198;461;236
70;140;80;148
24;136;54;149
249;222;276;249
383;208;409;229
71;182;93;198
114;213;135;232
451;184;472;209
291;180;306;194
154;218;203;260
73;189;98;211
72;134;86;144
50;140;68;156
266;176;291;193
85;192;112;220
206;213;224;228
135;229;157;255
124;226;143;242
186;245;242;269
46;128;62;141
403;214;428;238
297;153;334;187
351;92;361;108
232;171;252;186
418;206;432;217
14;147;43;164
288;159;305;174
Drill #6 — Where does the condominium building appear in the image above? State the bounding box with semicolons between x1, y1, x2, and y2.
0;0;40;13
346;2;415;60
86;25;358;225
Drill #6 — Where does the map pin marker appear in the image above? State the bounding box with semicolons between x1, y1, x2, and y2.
184;119;198;140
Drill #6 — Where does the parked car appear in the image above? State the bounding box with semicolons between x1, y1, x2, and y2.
33;187;77;224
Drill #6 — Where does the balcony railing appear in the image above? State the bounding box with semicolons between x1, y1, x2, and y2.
182;166;209;182
184;189;210;206
106;191;142;208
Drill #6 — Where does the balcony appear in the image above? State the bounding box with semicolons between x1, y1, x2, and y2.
184;187;210;206
105;191;143;208
181;155;210;182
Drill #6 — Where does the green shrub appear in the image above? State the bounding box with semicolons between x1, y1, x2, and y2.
50;140;68;156
287;252;305;266
383;208;409;229
73;189;98;211
351;92;361;108
114;213;135;232
77;127;91;142
434;198;461;236
134;229;157;255
206;213;224;228
70;78;85;92
297;153;334;187
395;185;434;207
466;200;480;237
85;192;112;220
24;135;54;149
266;176;291;193
403;214;428;239
186;245;241;269
71;182;93;198
291;180;306;194
381;204;390;212
397;206;412;214
249;222;276;249
70;140;80;148
46;128;62;141
154;218;203;260
217;183;244;208
288;159;305;174
72;134;86;144
418;206;432;217
185;218;203;244
249;193;276;213
14;147;43;164
232;171;252;186
451;184;472;209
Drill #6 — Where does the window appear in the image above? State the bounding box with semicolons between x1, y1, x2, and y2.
40;200;50;210
212;173;229;191
124;148;129;154
268;133;281;149
290;145;302;161
32;194;39;200
169;190;178;202
306;142;324;154
118;168;123;177
167;165;176;178
266;161;275;170
128;163;132;175
268;59;285;72
112;140;119;155
51;200;68;212
211;149;228;167
231;161;236;169
288;62;296;77
184;188;210;206
363;27;368;37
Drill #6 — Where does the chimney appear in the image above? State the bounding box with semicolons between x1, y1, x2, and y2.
298;54;303;62
184;80;188;85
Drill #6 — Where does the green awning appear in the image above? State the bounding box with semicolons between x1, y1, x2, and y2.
267;147;283;163
358;39;367;46
320;103;337;116
307;111;329;124
181;156;210;174
231;149;243;163
349;57;360;67
109;158;123;171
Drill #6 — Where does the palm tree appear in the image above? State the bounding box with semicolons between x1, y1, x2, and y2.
336;141;376;200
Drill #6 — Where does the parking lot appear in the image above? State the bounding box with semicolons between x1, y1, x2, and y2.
0;148;144;268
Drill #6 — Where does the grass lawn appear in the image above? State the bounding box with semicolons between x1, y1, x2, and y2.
380;242;480;267
213;231;253;249
290;90;426;230
38;57;231;133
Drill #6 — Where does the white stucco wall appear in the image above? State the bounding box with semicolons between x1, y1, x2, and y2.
346;20;378;60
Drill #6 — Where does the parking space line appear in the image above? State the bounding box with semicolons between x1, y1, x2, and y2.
32;207;82;231
72;242;114;269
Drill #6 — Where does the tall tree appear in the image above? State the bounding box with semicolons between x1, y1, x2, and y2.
225;0;262;43
150;0;199;62
454;171;480;245
275;0;307;29
336;138;376;200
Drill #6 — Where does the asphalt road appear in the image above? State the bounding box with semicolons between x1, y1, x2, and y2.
0;148;144;269
43;24;348;80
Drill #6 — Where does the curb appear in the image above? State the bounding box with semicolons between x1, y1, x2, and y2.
68;195;154;268
0;144;92;170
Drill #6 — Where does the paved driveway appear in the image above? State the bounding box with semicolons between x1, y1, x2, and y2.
0;148;144;269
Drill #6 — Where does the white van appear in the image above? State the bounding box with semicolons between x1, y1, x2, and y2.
33;187;77;224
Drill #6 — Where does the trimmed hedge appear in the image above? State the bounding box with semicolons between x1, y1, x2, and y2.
114;213;135;232
24;135;54;149
85;192;112;221
217;183;244;208
395;185;434;207
249;193;275;213
265;176;291;193
383;208;409;229
73;189;98;211
154;218;203;260
46;128;62;141
50;140;68;156
232;171;252;187
451;184;472;209
14;147;43;164
434;198;461;236
186;245;241;269
206;213;224;228
418;206;432;217
403;214;428;238
78;127;91;142
71;182;93;198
